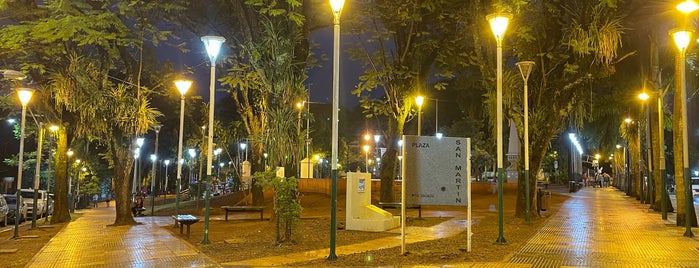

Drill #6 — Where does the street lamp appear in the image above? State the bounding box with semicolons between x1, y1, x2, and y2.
328;0;345;260
637;92;653;205
163;159;170;203
31;122;45;228
13;87;32;239
516;60;534;224
174;79;191;217
363;145;370;172
133;138;145;198
415;95;424;136
201;35;226;245
45;125;58;223
150;125;161;216
487;12;511;245
670;28;694;238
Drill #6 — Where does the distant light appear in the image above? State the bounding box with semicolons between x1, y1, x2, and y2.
677;0;699;14
616;144;622;149
397;139;403;147
188;148;196;158
568;133;583;155
150;154;156;161
164;159;171;166
638;92;650;101
624;118;632;123
240;143;247;150
136;138;145;147
7;118;16;124
694;170;699;177
374;135;381;143
435;132;443;139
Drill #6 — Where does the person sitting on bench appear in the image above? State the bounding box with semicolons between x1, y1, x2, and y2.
132;195;145;216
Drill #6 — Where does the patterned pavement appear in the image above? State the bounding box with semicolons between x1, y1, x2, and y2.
23;187;699;267
507;187;699;267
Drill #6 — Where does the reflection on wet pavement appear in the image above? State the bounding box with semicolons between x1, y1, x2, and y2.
508;187;699;267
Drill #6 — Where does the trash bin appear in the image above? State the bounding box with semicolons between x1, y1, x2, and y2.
569;180;578;193
541;190;551;211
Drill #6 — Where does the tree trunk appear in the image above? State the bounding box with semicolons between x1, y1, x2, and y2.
379;116;405;203
50;126;71;224
111;136;137;226
252;142;264;205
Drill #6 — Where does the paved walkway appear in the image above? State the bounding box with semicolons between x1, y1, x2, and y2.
27;207;218;267
25;187;699;267
507;187;699;267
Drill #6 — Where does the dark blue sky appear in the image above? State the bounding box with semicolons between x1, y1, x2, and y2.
160;27;363;107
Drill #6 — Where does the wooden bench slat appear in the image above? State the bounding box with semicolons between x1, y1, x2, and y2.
172;214;199;239
377;202;422;218
221;206;264;220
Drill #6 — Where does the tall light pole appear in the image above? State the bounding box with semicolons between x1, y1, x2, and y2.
328;0;344;260
655;90;668;220
163;159;171;203
516;60;534;224
638;92;653;205
45;125;58;223
670;28;694;238
150;125;161;216
201;35;225;245
13;88;33;239
415;95;424;136
175;79;192;218
296;101;304;178
363;145;370;172
31;122;45;228
487;12;511;244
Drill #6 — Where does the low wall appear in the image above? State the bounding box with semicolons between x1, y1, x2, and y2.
298;178;517;196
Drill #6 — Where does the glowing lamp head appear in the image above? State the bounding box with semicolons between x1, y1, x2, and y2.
624;118;632;123
49;125;59;132
363;145;370;153
175;79;192;96
188;148;196;158
486;13;512;41
200;35;226;63
164;159;171;166
677;0;699;14
136;138;145;147
415;95;424;108
670;29;693;52
329;0;345;14
16;88;34;106
638;92;650;101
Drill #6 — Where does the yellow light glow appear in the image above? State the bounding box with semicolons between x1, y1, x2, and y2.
364;133;371;141
415;95;424;108
67;150;74;157
329;0;345;13
486;13;512;41
363;145;370;153
595;153;601;159
677;0;699;14
625;117;632;123
314;154;320;161
296;101;304;110
16;88;33;106
175;79;192;96
49;125;59;132
670;29;693;52
638;92;650;101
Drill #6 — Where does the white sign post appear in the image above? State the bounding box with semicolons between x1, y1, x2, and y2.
400;135;471;254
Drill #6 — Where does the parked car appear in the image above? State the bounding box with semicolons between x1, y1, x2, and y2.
20;189;47;217
3;194;28;224
46;194;54;215
0;195;8;226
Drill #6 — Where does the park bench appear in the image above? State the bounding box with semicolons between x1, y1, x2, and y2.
378;202;422;218
221;205;265;220
172;214;200;239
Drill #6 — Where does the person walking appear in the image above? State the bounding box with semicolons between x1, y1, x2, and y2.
92;194;99;208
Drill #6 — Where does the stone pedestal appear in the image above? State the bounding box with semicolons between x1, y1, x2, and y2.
345;172;399;232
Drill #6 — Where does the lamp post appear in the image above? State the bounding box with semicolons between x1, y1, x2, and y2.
516;60;534;224
13;88;32;239
201;35;225;244
328;0;345;260
163;159;170;203
638;92;653;205
150;125;161;216
174;79;191;218
66;150;74;213
45;125;58;223
296;101;304;178
31;122;45;228
624;117;633;196
487;12;511;244
670;28;694;238
363;145;370;172
415;95;424;136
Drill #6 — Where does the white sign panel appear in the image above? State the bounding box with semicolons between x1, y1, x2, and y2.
402;135;468;206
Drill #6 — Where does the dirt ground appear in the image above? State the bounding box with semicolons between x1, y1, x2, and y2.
0;186;569;267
